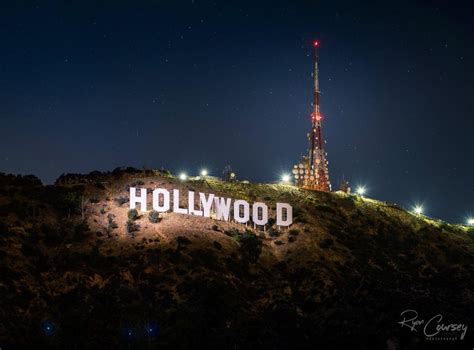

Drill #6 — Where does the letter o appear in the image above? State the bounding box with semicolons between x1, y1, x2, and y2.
234;200;250;223
153;189;170;212
252;202;268;225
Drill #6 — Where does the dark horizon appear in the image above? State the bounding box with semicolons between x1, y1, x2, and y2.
1;1;473;223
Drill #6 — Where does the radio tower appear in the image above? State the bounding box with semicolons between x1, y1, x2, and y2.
292;40;331;191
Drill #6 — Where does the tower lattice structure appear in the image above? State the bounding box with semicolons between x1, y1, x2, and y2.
293;41;331;192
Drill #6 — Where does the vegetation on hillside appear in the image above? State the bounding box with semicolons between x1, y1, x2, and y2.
0;170;472;348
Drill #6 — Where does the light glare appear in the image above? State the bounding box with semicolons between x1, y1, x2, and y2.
467;218;474;226
413;205;424;215
281;174;290;183
200;169;208;176
356;186;366;196
179;173;187;181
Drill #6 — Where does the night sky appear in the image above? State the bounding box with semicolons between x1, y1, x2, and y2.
1;1;473;222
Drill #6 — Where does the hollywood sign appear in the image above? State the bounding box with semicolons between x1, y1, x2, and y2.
129;187;293;227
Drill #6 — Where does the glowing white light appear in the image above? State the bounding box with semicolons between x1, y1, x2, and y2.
200;169;208;177
467;218;474;226
356;186;366;196
179;173;187;181
413;205;424;215
281;174;291;183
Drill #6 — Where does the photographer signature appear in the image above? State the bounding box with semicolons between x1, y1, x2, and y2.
398;309;467;340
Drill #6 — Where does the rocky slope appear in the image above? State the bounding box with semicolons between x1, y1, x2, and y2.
0;168;473;349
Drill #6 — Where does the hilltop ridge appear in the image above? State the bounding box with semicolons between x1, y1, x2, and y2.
0;168;473;348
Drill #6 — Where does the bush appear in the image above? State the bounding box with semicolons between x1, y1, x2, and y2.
224;228;240;238
239;231;262;263
177;236;191;246
46;187;83;216
148;210;160;223
268;227;280;237
126;220;140;236
320;238;334;249
128;209;139;221
289;229;299;236
107;218;118;231
89;196;100;204
114;196;128;206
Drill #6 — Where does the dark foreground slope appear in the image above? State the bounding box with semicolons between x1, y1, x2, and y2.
0;169;473;349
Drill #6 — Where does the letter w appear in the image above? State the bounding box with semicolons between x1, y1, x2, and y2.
214;197;231;221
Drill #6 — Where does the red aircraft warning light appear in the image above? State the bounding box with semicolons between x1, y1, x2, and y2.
314;40;319;47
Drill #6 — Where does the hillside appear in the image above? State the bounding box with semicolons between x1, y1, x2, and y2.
0;168;473;349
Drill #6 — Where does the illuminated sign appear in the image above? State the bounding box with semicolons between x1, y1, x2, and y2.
129;187;293;227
